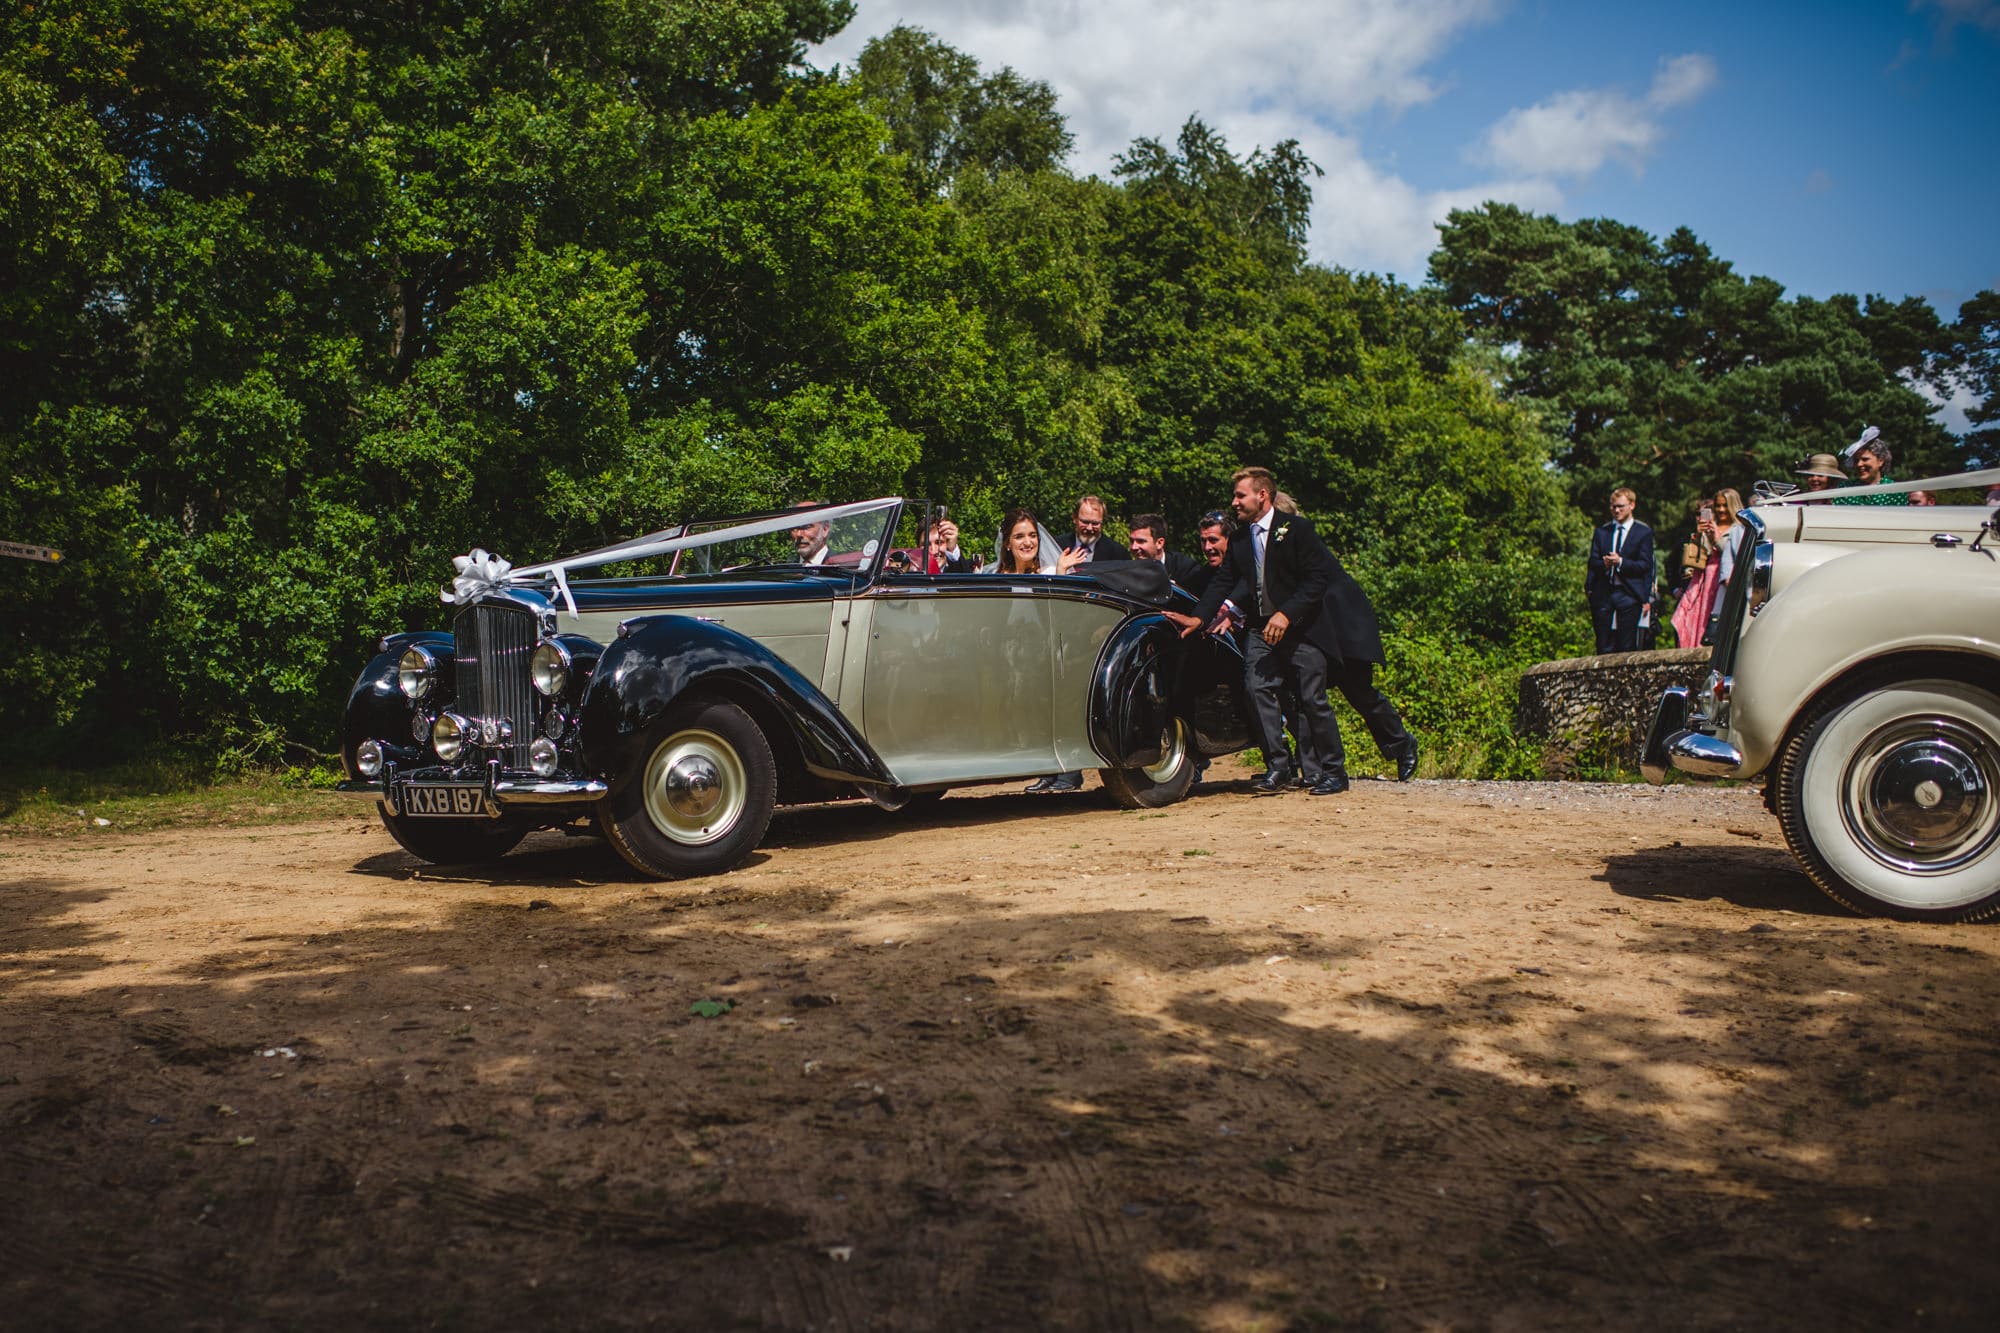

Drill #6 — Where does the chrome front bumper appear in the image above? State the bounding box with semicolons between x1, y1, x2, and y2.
338;765;607;812
1641;686;1744;783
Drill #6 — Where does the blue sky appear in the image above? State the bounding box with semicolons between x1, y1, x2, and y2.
813;1;1999;318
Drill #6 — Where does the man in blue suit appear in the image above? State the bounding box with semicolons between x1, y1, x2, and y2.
1585;487;1654;654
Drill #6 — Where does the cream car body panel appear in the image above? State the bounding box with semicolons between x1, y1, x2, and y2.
1729;542;2000;774
860;585;1059;786
1643;492;2000;919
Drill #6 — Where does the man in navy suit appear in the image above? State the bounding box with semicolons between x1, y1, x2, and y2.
1585;487;1654;654
1167;467;1354;795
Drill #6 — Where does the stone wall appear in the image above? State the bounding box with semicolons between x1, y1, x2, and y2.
1517;647;1712;773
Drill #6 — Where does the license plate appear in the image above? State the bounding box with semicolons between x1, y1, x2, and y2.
398;783;489;817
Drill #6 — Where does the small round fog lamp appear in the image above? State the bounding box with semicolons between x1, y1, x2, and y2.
529;737;559;778
356;739;385;778
432;711;469;763
530;640;571;697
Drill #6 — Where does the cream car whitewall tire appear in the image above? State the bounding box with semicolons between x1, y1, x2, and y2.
1775;676;2000;921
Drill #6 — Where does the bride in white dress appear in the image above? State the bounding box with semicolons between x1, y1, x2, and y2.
993;507;1087;575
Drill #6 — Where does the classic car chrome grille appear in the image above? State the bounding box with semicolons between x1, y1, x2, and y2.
453;603;537;767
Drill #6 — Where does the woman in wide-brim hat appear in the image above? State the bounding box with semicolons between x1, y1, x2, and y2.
1794;452;1847;492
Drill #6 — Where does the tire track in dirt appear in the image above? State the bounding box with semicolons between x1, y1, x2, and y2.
406;1174;804;1250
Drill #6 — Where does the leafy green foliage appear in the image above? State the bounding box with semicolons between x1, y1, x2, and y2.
1;12;1978;782
1431;202;1970;575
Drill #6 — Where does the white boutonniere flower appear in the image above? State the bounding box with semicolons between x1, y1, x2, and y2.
1272;524;1290;543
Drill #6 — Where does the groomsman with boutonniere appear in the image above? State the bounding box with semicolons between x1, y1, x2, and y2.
1166;467;1353;795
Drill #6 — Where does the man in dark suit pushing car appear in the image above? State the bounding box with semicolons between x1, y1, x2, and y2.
1166;468;1415;795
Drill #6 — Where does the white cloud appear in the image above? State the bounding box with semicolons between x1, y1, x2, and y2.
1646;52;1718;108
1290;126;1565;281
813;1;1558;276
815;1;1501;171
1473;54;1716;180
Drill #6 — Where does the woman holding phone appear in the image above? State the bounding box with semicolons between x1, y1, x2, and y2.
1670;488;1742;647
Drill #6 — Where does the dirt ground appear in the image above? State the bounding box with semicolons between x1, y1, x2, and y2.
4;764;1998;1331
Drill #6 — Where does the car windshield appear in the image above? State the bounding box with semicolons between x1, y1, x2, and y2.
544;498;906;584
670;502;903;577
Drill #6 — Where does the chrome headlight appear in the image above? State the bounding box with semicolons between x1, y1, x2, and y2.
529;737;559;777
355;739;384;778
398;645;439;701
432;711;469;763
530;640;571;697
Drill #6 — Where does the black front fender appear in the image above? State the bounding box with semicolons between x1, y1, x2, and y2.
577;617;894;790
342;631;452;776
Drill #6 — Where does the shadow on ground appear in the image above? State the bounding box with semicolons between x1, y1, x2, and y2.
3;838;1997;1330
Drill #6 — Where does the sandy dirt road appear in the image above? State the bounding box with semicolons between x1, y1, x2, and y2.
4;768;1998;1330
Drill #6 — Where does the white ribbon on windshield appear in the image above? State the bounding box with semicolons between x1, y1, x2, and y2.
1760;466;2000;505
440;497;904;615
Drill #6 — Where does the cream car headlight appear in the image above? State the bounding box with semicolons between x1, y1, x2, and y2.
530;640;571;697
398;645;439;701
432;711;470;763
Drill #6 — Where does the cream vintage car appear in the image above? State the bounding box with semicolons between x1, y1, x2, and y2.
337;498;1249;878
1643;490;2000;920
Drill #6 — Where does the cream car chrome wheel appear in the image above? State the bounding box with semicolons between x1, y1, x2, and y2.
1780;678;2000;919
642;727;749;844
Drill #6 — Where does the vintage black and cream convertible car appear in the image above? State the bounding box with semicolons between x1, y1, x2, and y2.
339;498;1249;877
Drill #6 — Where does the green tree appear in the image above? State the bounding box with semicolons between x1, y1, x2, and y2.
1431;204;1966;551
1943;290;2000;466
851;24;1072;190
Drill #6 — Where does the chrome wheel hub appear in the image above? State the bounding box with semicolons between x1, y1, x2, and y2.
1142;720;1189;784
643;729;747;845
1843;719;1998;873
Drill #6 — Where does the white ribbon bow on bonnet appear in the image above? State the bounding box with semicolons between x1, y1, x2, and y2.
443;548;515;605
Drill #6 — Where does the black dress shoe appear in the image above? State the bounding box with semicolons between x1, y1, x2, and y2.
1309;774;1350;795
1396;741;1419;782
1248;773;1290;795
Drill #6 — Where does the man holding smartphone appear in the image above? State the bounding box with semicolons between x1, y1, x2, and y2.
1585;487;1654;654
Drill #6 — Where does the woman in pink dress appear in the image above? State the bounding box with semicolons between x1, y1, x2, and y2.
1669;490;1741;647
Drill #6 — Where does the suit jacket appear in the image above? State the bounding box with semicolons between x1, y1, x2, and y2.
1585;519;1655;608
1066;534;1130;562
1186;510;1339;658
1318;554;1386;665
1162;550;1203;587
1183;560;1225;600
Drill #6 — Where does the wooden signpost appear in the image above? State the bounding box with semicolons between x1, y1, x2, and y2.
1;541;63;564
